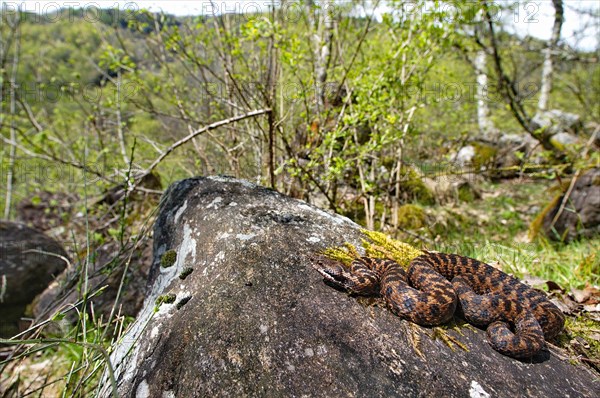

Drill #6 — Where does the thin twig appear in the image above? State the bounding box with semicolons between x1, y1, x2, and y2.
549;169;581;231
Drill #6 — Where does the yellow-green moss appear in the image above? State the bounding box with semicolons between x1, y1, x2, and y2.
322;242;359;265
321;230;423;268
399;166;435;205
155;293;176;306
396;204;426;230
529;193;562;240
161;249;177;268
472;143;497;169
179;267;194;280
361;230;424;266
561;316;600;361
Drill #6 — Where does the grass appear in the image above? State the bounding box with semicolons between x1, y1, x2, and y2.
426;178;600;291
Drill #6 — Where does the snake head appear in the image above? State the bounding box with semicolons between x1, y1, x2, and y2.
311;256;355;291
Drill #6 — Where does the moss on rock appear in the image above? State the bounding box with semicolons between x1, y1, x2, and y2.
529;193;562;240
323;230;424;269
472;143;497;169
397;204;426;230
399;166;435;205
160;249;177;268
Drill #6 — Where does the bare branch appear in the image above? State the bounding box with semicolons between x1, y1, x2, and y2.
137;109;271;181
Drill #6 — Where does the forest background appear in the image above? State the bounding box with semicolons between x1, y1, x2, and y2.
0;1;599;394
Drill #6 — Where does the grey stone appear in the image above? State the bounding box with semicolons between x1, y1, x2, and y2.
0;221;68;337
530;110;582;136
550;132;583;148
541;168;600;242
100;176;597;398
453;145;475;167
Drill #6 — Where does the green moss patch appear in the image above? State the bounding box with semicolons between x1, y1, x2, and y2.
397;204;426;230
155;294;176;307
160;249;177;268
399;166;435;205
323;229;424;268
179;267;194;280
472;143;497;169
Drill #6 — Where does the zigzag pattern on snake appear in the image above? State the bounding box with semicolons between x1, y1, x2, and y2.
313;252;565;359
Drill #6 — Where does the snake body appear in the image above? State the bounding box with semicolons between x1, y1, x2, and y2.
313;252;565;359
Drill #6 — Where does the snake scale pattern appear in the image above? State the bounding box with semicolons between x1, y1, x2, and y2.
313;252;565;358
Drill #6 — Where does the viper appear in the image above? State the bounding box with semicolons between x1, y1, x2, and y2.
313;252;565;359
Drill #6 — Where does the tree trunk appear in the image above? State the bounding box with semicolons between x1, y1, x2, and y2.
307;0;334;113
475;49;495;139
537;0;564;113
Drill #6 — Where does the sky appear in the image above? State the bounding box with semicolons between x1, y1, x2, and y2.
3;1;599;50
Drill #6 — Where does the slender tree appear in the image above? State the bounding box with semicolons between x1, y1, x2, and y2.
537;0;564;113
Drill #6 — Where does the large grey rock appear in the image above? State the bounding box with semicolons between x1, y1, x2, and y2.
541;168;600;242
100;176;596;398
530;110;582;136
0;221;68;337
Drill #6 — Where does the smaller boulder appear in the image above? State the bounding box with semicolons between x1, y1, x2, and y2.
0;221;68;337
453;145;475;167
539;168;600;242
549;132;583;151
530;110;583;136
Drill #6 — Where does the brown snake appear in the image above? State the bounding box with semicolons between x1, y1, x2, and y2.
313;252;565;358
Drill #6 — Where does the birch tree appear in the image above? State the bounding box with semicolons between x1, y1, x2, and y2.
537;0;564;113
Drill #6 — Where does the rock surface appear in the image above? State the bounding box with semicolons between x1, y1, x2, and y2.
100;176;597;398
541;168;600;242
530;109;583;137
0;221;68;337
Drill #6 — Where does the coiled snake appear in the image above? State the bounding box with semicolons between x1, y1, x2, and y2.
313;252;565;358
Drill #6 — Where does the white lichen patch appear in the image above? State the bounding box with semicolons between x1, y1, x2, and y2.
304;348;314;357
469;381;490;398
307;236;321;243
216;232;230;240
154;300;174;318
99;226;198;394
206;196;223;209
136;380;149;398
259;324;269;334
173;200;188;224
162;391;176;398
297;203;354;225
178;224;197;271
208;175;256;189
236;233;256;241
